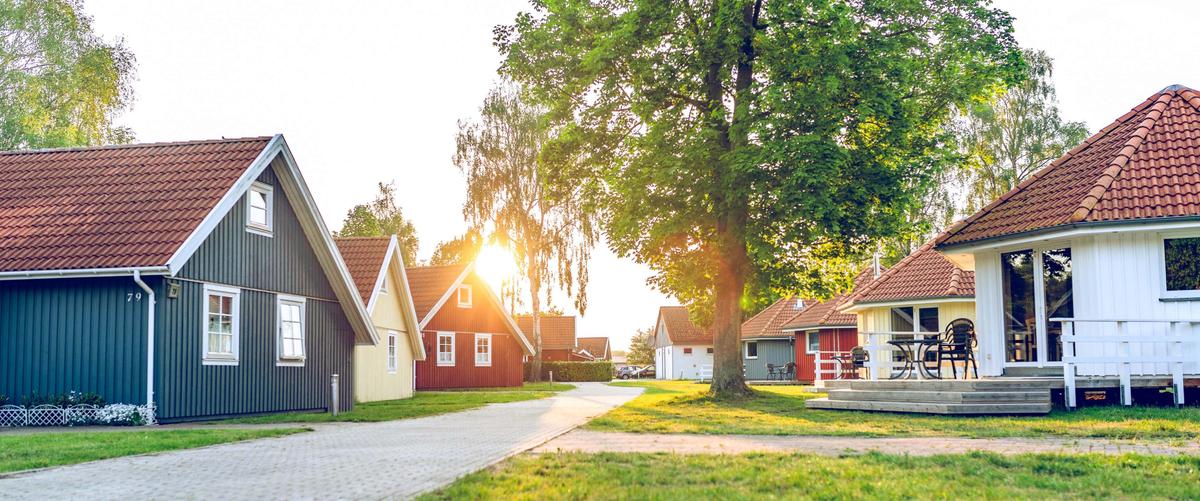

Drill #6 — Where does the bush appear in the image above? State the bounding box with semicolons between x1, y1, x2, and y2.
526;361;614;382
20;391;105;408
95;404;145;426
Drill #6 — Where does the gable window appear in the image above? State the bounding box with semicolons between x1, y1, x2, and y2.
277;295;306;365
457;285;473;307
203;284;240;365
683;347;693;355
806;331;820;354
245;182;273;236
475;333;492;367
1163;236;1200;297
744;342;758;359
437;332;455;366
387;332;398;373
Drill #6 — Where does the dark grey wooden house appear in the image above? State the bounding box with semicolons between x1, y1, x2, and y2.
0;136;377;422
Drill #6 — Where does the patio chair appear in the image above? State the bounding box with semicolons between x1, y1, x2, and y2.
832;346;868;379
766;363;778;381
782;362;796;380
936;318;978;379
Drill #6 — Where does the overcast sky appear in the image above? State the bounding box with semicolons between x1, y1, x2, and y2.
86;0;1199;350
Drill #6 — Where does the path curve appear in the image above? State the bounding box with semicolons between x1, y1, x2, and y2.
535;429;1200;456
0;383;642;500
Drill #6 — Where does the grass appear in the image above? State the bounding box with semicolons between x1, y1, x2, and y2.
0;428;304;474
218;382;575;424
420;451;1200;500
586;381;1200;440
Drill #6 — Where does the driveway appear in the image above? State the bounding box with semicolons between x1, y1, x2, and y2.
0;382;642;500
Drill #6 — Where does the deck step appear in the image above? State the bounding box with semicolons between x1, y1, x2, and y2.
805;397;1052;415
821;379;1056;391
827;389;1050;403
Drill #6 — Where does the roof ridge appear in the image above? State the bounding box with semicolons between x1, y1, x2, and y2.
935;89;1169;246
844;239;936;306
742;295;796;335
1067;91;1174;223
333;235;393;241
947;266;963;296
0;136;275;156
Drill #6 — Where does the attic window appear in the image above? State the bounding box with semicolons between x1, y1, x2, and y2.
457;284;473;307
246;182;273;236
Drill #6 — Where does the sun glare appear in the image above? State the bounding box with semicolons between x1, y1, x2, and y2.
474;243;520;294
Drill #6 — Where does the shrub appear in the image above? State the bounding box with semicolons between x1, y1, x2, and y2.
21;391;105;408
95;404;145;426
526;361;614;382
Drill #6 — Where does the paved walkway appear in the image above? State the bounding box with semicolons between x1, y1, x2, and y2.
0;383;642;500
535;429;1200;456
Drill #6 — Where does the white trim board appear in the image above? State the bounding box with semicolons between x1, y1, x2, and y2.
415;262;535;356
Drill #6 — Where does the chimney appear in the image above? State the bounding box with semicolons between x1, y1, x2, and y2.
872;251;881;278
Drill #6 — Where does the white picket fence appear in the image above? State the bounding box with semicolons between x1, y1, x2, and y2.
0;404;155;427
1055;317;1199;407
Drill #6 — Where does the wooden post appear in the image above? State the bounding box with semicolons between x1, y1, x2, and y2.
1063;321;1076;408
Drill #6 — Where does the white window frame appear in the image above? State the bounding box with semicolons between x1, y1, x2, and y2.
276;294;307;366
437;331;456;366
474;333;493;367
386;331;398;373
245;182;274;236
744;341;758;359
457;284;473;307
1158;232;1200;300
806;330;821;355
202;284;240;366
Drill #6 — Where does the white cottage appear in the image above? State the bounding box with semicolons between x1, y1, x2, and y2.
936;84;1200;406
653;306;714;380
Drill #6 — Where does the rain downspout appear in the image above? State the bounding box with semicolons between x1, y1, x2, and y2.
133;270;155;423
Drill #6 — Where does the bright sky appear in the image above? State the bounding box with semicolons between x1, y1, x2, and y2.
84;1;1197;351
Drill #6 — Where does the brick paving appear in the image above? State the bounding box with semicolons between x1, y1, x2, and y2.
0;383;642;500
534;429;1200;456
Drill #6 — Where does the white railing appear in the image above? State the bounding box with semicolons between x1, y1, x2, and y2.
1054;318;1200;407
861;331;941;380
699;364;713;381
811;350;852;387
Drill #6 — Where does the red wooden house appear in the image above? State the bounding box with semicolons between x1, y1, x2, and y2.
781;267;881;382
515;315;594;361
407;263;534;389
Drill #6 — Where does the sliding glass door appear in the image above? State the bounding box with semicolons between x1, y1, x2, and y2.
1001;247;1073;366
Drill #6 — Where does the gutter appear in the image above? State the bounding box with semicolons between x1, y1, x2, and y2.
0;266;170;281
132;271;156;423
935;215;1200;252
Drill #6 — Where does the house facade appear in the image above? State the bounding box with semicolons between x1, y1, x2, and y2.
407;264;534;389
334;236;426;402
577;337;611;361
740;297;802;380
0;136;375;422
935;85;1200;403
653;306;713;380
516;315;593;361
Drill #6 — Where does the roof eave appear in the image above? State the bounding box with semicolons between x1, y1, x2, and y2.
935;216;1200;253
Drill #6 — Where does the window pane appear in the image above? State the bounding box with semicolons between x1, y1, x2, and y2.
221;296;232;313
220;316;232;334
208;295;220;313
1165;237;1200;291
1042;248;1072;362
1002;250;1036;362
890;307;914;332
746;342;756;357
918;308;940;334
807;332;820;352
220;335;232;354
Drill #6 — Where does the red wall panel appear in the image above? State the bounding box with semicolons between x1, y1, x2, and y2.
415;274;526;389
794;327;859;382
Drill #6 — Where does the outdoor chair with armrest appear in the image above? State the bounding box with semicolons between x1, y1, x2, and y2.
936;318;979;379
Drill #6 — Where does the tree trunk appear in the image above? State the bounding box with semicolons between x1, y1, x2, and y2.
709;224;752;398
528;256;543;382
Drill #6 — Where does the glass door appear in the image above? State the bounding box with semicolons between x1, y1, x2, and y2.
1001;247;1073;366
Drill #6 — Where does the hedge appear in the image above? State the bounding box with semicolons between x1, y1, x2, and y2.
525;361;614;382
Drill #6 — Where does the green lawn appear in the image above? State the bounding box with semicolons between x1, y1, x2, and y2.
420;451;1200;500
587;381;1200;440
0;428;305;474
218;383;575;424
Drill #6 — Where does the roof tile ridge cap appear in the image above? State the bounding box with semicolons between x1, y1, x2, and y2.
1176;87;1200;114
936;93;1159;246
845;240;935;304
0;136;274;156
759;296;798;334
817;292;852;325
1068;91;1173;223
947;265;962;296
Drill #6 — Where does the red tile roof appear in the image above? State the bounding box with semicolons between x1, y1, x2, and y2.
404;264;469;320
784;267;882;329
577;336;610;360
334;237;391;303
844;240;973;306
657;306;712;345
741;296;807;339
939;85;1200;247
515;315;577;350
0;137;272;272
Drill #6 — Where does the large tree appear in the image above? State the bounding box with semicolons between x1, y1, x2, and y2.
0;0;136;149
627;327;655;367
455;84;599;381
429;229;484;266
956;49;1088;213
336;182;420;265
498;0;1021;397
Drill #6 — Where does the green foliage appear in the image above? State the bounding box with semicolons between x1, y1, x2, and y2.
627;327;655;366
19;390;104;408
0;0;136;149
955;49;1089;213
336;181;420;265
498;0;1022;393
429;229;484;266
1165;237;1200;291
423;451;1200;500
526;361;614;382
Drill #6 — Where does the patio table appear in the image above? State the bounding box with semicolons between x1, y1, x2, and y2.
885;338;941;380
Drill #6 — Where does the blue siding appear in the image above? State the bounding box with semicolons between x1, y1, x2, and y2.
742;338;795;380
0;277;148;405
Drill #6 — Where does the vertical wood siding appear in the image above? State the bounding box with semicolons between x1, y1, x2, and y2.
794;328;857;382
0;277;148;405
415;274;524;388
742;339;794;379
